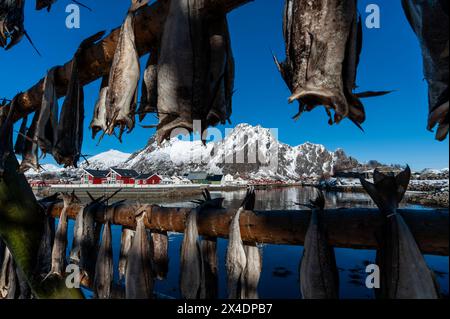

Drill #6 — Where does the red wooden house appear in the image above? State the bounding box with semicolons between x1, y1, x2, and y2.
135;174;162;185
81;169;109;185
107;168;139;185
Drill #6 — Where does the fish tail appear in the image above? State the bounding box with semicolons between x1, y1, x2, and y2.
129;0;149;13
359;166;411;214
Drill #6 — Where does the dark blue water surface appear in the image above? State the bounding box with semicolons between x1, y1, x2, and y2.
65;187;448;299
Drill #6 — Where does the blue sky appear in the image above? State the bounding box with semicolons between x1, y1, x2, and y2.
1;0;448;170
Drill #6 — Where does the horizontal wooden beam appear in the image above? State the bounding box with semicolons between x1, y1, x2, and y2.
7;0;252;122
49;202;449;256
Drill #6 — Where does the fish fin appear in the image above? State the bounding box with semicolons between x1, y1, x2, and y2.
310;189;325;210
349;118;365;132
354;91;393;98
373;168;387;184
241;187;256;210
23;30;42;57
359;177;383;209
395;165;411;203
72;1;93;12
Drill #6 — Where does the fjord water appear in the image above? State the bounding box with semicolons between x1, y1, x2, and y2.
65;187;448;299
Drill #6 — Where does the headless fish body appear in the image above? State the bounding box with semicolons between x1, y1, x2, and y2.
47;193;77;277
36;67;59;155
151;231;169;280
299;191;339;299
138;48;158;122
106;0;148;140
53;32;104;167
118;227;135;281
19;111;40;173
0;247;17;299
200;237;218;299
241;245;262;299
90;75;109;139
206;16;234;126
79;200;104;286
94;221;113;299
226;207;247;299
402;0;449;141
156;0;234;144
125;211;153;299
180;207;203;299
275;0;388;128
53;59;84;167
35;207;56;278
360;167;439;299
69;206;84;265
14;115;27;155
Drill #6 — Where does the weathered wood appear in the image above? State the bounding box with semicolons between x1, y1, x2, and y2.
0;154;83;299
7;0;252;122
49;202;449;256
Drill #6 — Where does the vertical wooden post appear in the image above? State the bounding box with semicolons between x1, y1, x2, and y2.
0;154;83;299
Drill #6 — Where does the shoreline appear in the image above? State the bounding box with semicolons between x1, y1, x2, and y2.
34;182;449;208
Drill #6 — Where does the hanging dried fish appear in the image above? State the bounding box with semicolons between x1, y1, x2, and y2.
0;247;18;299
90;75;109;139
14;115;27;155
93;208;114;299
402;0;449;141
206;16;234;126
200;237;218;299
138;48;158;122
69;206;84;265
274;0;389;129
151;231;168;280
0;96;16;176
19;111;40;173
226;188;255;299
180;207;203;299
360;167;440;299
106;0;148;141
298;190;339;299
36;67;59;156
34;200;56;278
47;192;78;278
125;209;153;299
79;194;105;286
156;0;235;144
16;266;31;299
119;227;134;282
53;31;104;167
241;244;262;299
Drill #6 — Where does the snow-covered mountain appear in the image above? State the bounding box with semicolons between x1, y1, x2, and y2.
25;149;131;177
122;124;358;180
80;149;131;170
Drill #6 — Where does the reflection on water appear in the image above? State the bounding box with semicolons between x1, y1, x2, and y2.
67;187;448;299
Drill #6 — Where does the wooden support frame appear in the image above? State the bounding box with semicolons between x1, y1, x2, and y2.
5;0;253;122
49;202;449;256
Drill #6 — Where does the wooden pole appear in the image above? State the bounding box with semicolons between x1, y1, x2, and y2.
7;0;253;122
0;154;84;299
49;202;449;256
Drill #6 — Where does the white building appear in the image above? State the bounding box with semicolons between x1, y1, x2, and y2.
222;174;234;184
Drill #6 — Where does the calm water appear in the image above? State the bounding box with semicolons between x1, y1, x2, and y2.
65;187;448;299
